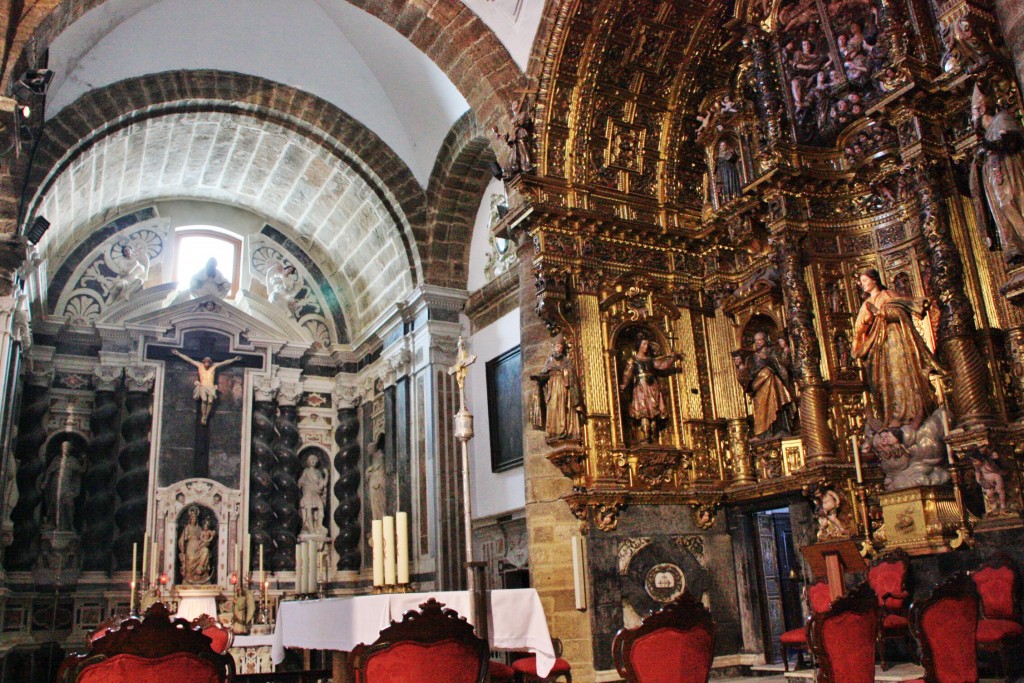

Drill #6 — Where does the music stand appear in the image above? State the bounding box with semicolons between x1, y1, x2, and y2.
801;540;866;601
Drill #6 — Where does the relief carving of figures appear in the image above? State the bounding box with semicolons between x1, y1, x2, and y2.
189;258;231;299
40;440;83;532
619;334;681;444
969;85;1024;265
531;339;583;442
298;454;328;534
178;506;216;584
733;330;797;439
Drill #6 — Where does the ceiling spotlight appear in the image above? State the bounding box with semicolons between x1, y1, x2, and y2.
12;69;54;100
25;216;50;245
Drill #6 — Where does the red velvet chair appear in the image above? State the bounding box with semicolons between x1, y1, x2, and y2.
807;583;879;683
867;548;912;670
611;591;716;683
192;613;234;655
779;578;831;671
351;598;488;683
970;555;1022;680
511;638;572;682
56;602;235;683
909;572;979;683
490;659;516;683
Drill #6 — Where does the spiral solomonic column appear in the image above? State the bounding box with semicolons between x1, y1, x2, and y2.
332;381;361;571
249;374;279;573
81;365;123;572
269;382;302;571
7;364;53;570
113;364;155;571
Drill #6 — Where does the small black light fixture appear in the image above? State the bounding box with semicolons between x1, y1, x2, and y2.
25;216;50;245
12;69;54;101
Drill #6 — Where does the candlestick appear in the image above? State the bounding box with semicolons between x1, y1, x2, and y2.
396;511;409;585
940;410;955;465
383;515;396;585
130;542;138;614
259;543;265;592
851;434;863;484
371;519;384;586
234;542;239;578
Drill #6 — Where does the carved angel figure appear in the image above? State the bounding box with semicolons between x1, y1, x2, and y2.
267;261;302;313
110;242;150;302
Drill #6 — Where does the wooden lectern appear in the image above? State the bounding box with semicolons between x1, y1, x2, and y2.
801;540;866;601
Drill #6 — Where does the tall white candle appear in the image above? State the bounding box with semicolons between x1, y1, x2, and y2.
940;410;955;465
851;434;863;484
396;512;409;584
371;519;384;586
383;515;396;585
130;542;138;614
234;543;240;579
244;533;251;577
259;543;265;591
296;543;305;594
141;533;149;588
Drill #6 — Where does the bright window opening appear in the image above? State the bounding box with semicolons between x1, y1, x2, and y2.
174;228;242;297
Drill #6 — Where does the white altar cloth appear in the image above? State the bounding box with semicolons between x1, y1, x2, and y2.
271;588;556;676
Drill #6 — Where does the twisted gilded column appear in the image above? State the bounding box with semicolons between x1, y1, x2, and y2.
6;364;52;570
332;382;361;571
776;233;835;461
746;29;787;148
270;382;301;571
249;374;279;573
914;163;994;427
81;366;122;572
113;364;155;570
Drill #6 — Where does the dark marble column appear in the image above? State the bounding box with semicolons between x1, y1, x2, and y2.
6;366;52;570
81;366;122;572
332;384;361;571
113;364;155;570
249;376;278;572
776;233;835;461
270;383;301;571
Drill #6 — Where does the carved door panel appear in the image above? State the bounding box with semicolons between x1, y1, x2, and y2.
756;512;786;661
772;512;803;631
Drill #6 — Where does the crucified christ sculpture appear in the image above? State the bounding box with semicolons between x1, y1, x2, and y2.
172;350;242;425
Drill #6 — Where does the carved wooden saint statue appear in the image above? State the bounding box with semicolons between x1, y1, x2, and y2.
531;339;582;442
171;350;242;426
732;330;797;439
178;507;215;584
619;335;680;443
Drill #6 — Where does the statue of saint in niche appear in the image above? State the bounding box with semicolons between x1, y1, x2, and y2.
298;454;328;535
970;84;1024;265
716;139;742;203
178;507;216;585
531;339;582;442
365;437;387;522
189;258;231;299
619;335;681;444
39;441;83;532
732;330;797;439
171;350;242;426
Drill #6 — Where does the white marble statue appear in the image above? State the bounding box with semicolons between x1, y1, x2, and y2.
110;242;150;302
267;261;302;313
298;454;328;534
39;441;82;532
178;507;216;584
189;258;231;299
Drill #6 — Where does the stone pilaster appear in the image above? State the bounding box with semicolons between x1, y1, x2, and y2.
516;231;596;680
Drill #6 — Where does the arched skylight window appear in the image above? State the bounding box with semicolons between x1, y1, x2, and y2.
173;227;242;297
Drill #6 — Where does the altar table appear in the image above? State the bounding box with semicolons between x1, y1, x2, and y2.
271;588;556;677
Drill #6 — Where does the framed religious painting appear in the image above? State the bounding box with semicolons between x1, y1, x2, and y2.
486;346;524;472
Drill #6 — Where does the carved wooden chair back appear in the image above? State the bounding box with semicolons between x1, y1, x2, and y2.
57;603;234;683
351;598;488;683
192;613;234;655
910;572;979;683
611;591;716;683
807;583;879;683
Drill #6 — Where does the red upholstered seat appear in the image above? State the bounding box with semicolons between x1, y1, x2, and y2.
868;550;912;670
77;653;222;683
970;556;1022;679
910;573;978;683
612;591;715;683
808;583;878;683
57;604;234;683
351;598;488;683
511;657;572;676
490;659;516;682
976;618;1023;642
779;579;831;671
192;614;233;655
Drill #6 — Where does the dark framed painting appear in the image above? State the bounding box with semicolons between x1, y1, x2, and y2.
486;346;524;472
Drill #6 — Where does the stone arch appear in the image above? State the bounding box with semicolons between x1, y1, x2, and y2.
424;111;496;288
